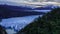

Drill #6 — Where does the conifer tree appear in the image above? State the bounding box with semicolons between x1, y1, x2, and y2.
17;8;60;34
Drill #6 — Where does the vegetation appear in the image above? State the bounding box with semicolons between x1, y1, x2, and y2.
17;8;60;34
0;15;7;34
0;25;7;34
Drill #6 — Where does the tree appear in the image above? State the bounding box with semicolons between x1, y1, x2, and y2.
17;8;60;34
0;25;7;34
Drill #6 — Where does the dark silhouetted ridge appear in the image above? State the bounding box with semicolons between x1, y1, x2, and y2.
0;5;45;19
17;8;60;34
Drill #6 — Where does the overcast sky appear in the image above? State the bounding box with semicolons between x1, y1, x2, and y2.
0;0;60;2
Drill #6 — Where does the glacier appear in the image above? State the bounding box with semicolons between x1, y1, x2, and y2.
0;15;40;31
0;0;60;34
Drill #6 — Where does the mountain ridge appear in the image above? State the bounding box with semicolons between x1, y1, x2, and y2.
0;5;45;19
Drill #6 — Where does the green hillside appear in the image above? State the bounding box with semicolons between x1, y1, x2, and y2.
17;8;60;34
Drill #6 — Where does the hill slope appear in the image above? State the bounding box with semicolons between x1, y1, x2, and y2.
17;8;60;34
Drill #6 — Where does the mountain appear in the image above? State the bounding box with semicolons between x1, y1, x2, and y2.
0;5;45;19
35;5;60;10
17;8;60;34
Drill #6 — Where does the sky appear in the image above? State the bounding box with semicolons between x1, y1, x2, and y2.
0;0;34;4
0;0;60;2
0;0;60;6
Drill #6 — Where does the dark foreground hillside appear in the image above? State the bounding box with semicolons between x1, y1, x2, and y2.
0;25;7;34
17;8;60;34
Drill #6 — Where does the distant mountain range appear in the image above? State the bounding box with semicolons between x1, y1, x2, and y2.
35;5;60;10
0;1;59;19
0;5;46;19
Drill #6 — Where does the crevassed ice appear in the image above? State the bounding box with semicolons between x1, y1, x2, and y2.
0;15;40;31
